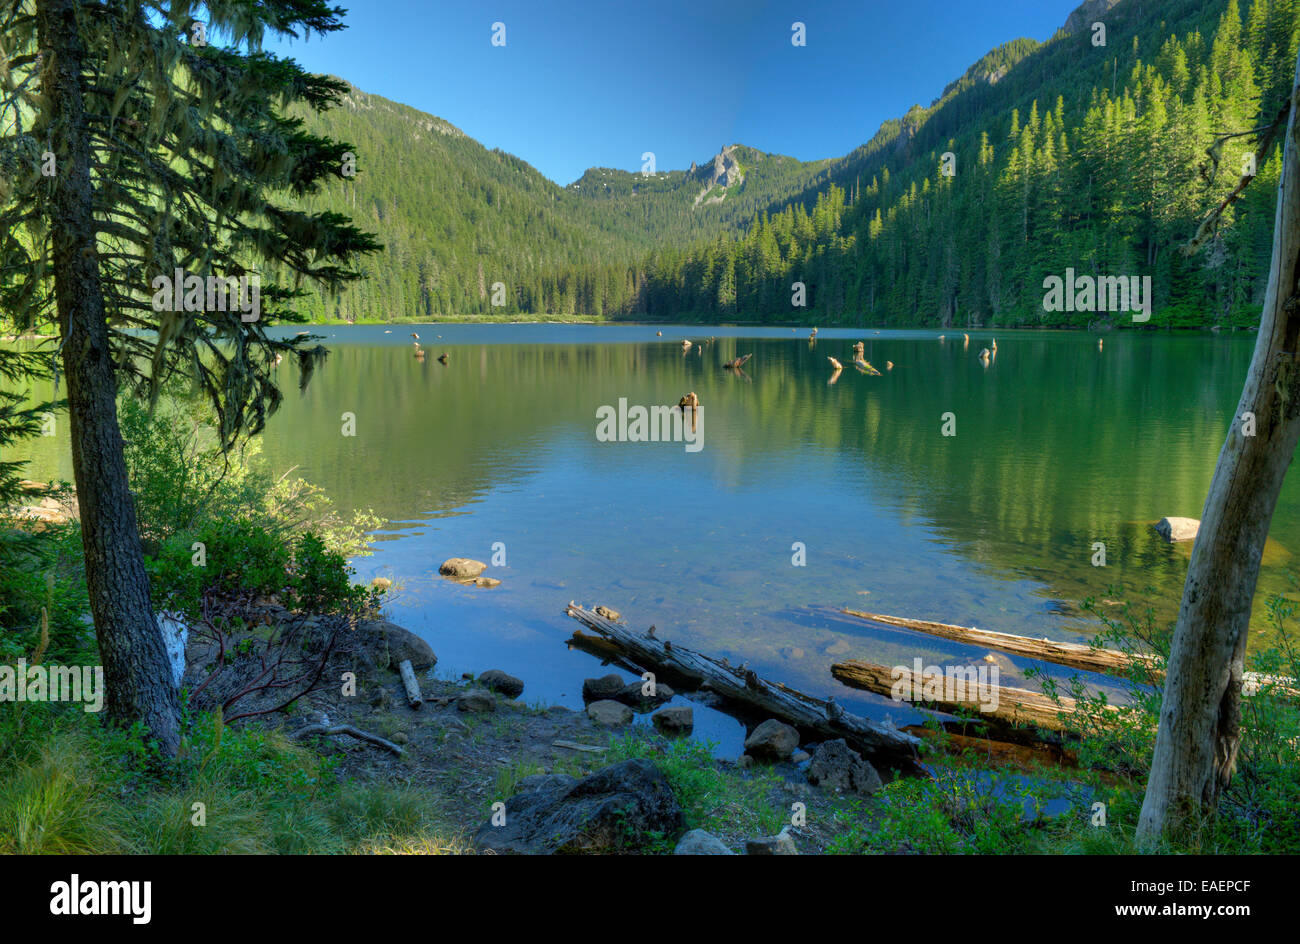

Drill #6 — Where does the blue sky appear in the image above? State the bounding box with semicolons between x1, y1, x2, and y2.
269;0;1082;184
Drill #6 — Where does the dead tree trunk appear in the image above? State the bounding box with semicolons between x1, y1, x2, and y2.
37;0;181;754
1138;53;1300;841
565;604;922;769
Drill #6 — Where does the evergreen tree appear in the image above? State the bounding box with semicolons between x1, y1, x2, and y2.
0;0;379;753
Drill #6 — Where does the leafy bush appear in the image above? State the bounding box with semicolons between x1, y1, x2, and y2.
119;394;383;559
147;524;374;618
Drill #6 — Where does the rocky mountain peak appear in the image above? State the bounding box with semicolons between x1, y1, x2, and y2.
1062;0;1121;36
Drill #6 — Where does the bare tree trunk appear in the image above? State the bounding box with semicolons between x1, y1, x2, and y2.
1138;54;1300;841
37;0;181;755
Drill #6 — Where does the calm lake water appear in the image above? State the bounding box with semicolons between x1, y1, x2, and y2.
14;324;1299;753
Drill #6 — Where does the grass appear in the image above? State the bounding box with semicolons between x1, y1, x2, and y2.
0;706;464;855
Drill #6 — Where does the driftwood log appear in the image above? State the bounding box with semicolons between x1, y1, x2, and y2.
828;658;1125;735
842;609;1296;696
565;603;921;769
398;658;424;709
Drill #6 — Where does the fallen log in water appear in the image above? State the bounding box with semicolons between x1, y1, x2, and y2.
564;603;922;769
829;657;1127;735
841;608;1298;697
842;608;1152;675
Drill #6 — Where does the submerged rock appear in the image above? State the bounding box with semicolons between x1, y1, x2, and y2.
1155;516;1200;543
440;557;487;579
652;705;694;734
475;759;684;854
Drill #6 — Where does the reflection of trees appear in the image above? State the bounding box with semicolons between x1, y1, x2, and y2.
17;333;1288;631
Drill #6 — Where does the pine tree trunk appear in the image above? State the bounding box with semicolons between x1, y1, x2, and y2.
37;0;181;755
1137;53;1300;841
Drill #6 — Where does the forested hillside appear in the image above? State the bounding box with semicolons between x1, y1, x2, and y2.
288;0;1298;327
283;93;839;320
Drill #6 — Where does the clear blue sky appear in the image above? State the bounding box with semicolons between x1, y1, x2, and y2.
269;0;1082;184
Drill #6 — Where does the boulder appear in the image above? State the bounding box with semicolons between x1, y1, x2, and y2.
439;557;487;579
745;828;799;855
587;700;633;727
362;620;436;671
475;759;684;854
474;576;501;588
582;673;626;701
744;719;800;761
806;739;883;795
674;829;733;855
478;669;525;699
652;705;694;735
1155;516;1200;543
457;690;496;713
515;774;578;795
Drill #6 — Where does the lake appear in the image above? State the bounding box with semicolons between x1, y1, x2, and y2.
14;324;1298;753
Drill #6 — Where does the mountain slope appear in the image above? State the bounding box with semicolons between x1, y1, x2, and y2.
285;0;1295;326
628;0;1298;327
284;90;838;320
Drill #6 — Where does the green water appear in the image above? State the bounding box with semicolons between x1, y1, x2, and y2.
12;325;1297;750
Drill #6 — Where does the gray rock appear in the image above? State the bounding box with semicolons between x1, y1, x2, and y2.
476;759;684;854
582;673;626;701
515;774;578;795
806;739;883;795
744;719;800;761
439;557;487;579
616;680;675;710
478;669;525;699
587;700;633;727
791;750;811;764
651;705;694;734
1155;516;1200;543
457;690;496;713
363;620;436;670
746;828;799;855
674;829;733;855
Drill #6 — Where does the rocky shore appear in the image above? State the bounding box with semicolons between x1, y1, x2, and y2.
190;592;894;854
